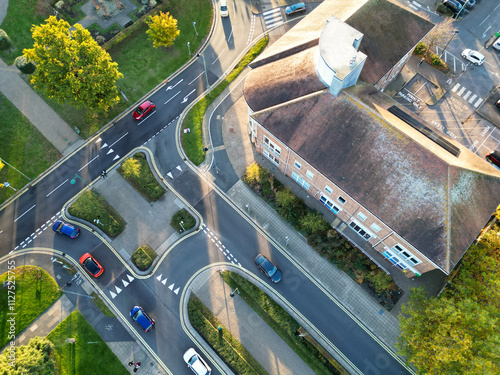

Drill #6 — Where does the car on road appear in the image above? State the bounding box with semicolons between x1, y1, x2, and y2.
52;220;80;239
183;348;211;375
254;254;282;283
79;253;104;277
130;306;155;332
132;100;156;120
285;2;306;16
486;151;500;169
461;49;484;66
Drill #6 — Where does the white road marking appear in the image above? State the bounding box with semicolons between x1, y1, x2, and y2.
457;87;466;96
463;91;472;100
212;49;225;65
452;83;460;92
14;205;36;223
109;132;129;148
46;179;69;197
165;91;180;104
474;98;483;108
188;72;204;86
468;94;477;103
78;155;99;172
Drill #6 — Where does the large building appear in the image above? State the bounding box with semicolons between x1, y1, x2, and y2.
243;0;500;277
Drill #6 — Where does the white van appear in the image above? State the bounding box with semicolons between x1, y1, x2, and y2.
220;0;229;17
493;37;500;51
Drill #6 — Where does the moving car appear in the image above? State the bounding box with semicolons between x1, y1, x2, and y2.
285;2;306;16
132;100;156;120
79;253;104;277
461;49;485;66
183;348;211;375
254;254;282;283
485;151;500;169
130;306;155;332
220;0;228;17
52;220;80;239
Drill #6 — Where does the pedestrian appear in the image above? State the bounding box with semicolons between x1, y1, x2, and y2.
133;362;141;372
128;361;134;366
101;169;107;178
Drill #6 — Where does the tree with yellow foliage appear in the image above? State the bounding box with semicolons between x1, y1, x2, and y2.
146;12;180;49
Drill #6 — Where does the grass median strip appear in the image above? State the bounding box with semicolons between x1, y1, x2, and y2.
0;266;62;348
48;310;127;375
188;294;268;375
132;246;157;271
90;292;116;317
182;35;269;165
68;190;125;237
118;152;165;202
221;271;347;375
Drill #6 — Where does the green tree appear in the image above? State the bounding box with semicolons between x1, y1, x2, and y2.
146;11;180;48
0;337;55;374
23;16;123;112
275;188;298;221
122;157;140;178
300;211;329;234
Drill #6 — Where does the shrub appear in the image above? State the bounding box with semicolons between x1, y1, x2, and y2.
0;29;12;50
15;55;36;74
243;162;260;185
414;42;427;55
170;209;196;232
118;153;165;202
132;246;157;271
431;54;445;67
275;187;298;222
365;270;394;293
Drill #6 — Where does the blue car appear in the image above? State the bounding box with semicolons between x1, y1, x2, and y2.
52;220;80;239
130;306;155;332
285;2;306;16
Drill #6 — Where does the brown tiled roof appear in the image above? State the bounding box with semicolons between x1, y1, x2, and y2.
345;0;434;84
244;47;326;112
252;88;500;272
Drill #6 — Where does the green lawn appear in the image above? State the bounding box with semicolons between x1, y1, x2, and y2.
48;310;128;375
0;92;61;204
0;266;62;348
118;152;165;202
0;0;52;65
68;190;125;237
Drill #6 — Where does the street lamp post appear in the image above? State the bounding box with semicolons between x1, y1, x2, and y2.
193;21;198;36
179;220;185;232
187;42;191;55
196;53;210;90
0;157;31;181
70;173;91;189
439;30;459;60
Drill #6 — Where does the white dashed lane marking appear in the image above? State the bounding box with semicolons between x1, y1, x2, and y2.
202;225;242;267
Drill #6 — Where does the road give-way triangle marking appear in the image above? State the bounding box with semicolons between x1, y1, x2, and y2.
109;274;135;299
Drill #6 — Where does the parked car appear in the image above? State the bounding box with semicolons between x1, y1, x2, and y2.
442;0;462;13
485;151;500;169
496;98;500;108
254;254;282;283
461;49;485;65
52;220;80;239
130;306;155;332
493;37;500;51
79;253;104;277
183;348;211;375
285;2;306;16
456;0;474;8
132;100;156;120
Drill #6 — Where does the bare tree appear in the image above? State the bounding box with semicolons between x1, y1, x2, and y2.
423;17;457;56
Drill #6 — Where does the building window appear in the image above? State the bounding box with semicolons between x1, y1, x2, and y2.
263;150;279;166
349;220;372;240
382;250;407;270
306;170;314;179
357;212;367;221
291;171;310;191
392;244;421;265
319;195;341;214
370;223;381;233
263;136;281;156
294;160;301;169
338;196;346;204
324;186;333;194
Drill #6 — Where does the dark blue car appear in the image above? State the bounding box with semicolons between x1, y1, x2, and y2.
255;254;282;283
130;306;155;332
52;220;80;239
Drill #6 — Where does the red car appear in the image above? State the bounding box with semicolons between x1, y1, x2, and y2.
79;253;104;277
133;100;156;120
486;151;500;169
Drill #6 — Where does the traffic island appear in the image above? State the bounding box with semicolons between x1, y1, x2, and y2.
170;209;196;233
131;246;157;271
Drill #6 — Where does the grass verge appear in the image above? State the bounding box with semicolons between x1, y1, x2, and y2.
68;190;125;237
48;310;128;375
118;152;165;202
188;294;268;374
131;246;157;271
170;208;196;232
221;271;346;375
182;35;269;165
90;292;116;317
0;266;61;348
0;92;61;205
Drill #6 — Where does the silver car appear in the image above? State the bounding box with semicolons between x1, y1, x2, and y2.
461;49;485;66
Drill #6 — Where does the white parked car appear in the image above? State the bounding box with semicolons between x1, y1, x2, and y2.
461;49;485;66
183;348;211;375
493;37;500;51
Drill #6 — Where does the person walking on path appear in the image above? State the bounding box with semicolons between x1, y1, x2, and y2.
133;362;141;372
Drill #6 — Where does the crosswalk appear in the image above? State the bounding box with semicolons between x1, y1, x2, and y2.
451;83;484;108
263;8;283;30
